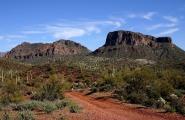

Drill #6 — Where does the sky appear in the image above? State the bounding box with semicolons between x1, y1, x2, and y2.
0;0;185;52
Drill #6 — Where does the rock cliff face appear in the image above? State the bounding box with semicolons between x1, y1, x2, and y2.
5;40;90;60
93;30;185;61
103;30;172;47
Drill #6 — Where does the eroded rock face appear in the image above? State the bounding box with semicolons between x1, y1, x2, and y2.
5;40;90;60
93;30;185;61
104;30;172;47
156;37;172;43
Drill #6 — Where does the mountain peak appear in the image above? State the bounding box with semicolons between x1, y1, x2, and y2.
5;39;90;61
93;30;185;61
104;30;172;47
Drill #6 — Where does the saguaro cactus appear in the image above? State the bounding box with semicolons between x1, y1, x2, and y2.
1;70;4;82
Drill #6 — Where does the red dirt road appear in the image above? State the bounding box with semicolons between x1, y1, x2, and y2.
65;92;185;120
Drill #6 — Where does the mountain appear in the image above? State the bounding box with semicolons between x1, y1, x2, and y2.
0;52;6;57
5;40;90;61
92;30;185;61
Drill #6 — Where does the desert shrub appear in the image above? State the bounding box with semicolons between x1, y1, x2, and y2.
114;87;127;101
0;103;3;110
158;81;174;98
41;101;57;113
164;104;176;112
143;98;158;107
167;96;185;115
0;80;23;104
82;79;93;87
124;68;154;93
94;69;125;92
10;99;75;114
55;99;69;109
126;92;148;104
2;112;11;120
32;79;64;101
11;101;42;111
145;85;160;99
160;69;185;90
68;102;81;113
17;111;35;120
154;97;166;108
96;77;115;92
73;82;85;89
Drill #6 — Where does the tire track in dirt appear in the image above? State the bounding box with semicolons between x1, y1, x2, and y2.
65;92;185;120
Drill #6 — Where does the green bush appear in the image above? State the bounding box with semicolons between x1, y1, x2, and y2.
68;103;81;113
0;103;3;111
168;96;185;115
126;92;148;104
158;81;174;98
41;101;57;113
32;80;64;101
11;101;42;111
55;99;69;109
0;80;23;104
17;111;35;120
164;104;176;112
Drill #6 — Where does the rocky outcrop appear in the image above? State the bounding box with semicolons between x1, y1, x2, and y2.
156;37;172;43
92;30;185;61
103;30;172;47
5;40;90;60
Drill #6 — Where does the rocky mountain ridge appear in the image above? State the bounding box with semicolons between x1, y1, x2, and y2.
92;30;185;61
4;30;185;62
5;40;90;60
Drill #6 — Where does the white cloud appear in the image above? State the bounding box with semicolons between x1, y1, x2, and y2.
159;28;179;36
147;23;176;31
85;26;101;33
45;26;86;39
127;12;157;20
0;35;25;41
0;36;4;40
6;35;25;39
163;16;178;23
22;30;45;34
143;12;156;20
128;14;137;18
22;19;125;39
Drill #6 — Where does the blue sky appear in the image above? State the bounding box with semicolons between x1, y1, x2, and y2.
0;0;185;52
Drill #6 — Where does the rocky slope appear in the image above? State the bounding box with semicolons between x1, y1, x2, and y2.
92;30;185;61
5;40;90;60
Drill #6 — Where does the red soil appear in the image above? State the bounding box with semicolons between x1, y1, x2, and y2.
65;92;185;120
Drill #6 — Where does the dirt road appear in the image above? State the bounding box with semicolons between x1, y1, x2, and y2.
65;92;185;120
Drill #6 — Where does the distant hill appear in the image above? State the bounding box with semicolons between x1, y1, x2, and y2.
5;40;90;61
0;52;6;57
92;30;185;62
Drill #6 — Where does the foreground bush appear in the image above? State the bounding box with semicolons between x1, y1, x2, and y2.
17;111;35;120
32;81;63;101
166;95;185;115
32;74;71;101
68;102;81;113
11;101;42;111
0;80;23;104
41;101;57;113
10;99;81;114
55;99;70;109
